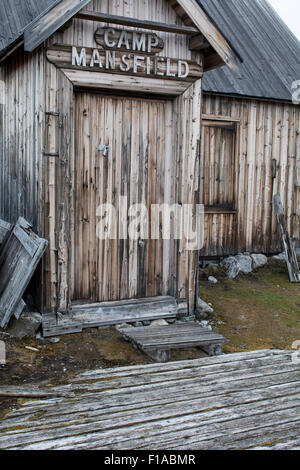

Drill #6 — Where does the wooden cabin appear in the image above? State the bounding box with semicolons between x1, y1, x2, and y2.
0;0;241;317
198;0;300;259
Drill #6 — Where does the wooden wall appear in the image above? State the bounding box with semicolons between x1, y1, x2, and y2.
0;49;45;233
50;0;193;61
201;94;300;256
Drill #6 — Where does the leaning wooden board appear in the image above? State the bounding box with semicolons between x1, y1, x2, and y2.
0;218;48;329
274;194;300;283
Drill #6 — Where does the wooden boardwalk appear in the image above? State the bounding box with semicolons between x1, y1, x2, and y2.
0;349;300;450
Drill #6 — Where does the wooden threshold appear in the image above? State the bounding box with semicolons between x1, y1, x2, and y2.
42;296;186;337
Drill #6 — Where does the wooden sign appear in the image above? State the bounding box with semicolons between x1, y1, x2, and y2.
46;45;203;81
95;27;165;55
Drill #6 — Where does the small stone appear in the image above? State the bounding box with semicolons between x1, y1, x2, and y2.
221;256;240;279
200;320;209;327
134;321;143;327
25;346;39;352
208;276;218;284
7;312;42;339
150;319;168;327
197;297;214;314
273;252;286;261
115;323;133;330
49;337;60;344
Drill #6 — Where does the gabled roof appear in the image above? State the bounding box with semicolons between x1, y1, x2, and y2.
198;0;300;102
0;0;241;76
1;0;298;102
0;0;56;56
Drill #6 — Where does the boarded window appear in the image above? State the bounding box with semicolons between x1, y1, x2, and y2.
201;119;237;212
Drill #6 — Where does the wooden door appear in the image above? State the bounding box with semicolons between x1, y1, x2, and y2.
72;92;176;302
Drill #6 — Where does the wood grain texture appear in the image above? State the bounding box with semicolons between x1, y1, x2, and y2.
274;193;300;282
24;0;90;52
176;0;242;77
201;95;300;256
0;218;48;328
119;322;226;361
0;350;299;450
75;10;198;35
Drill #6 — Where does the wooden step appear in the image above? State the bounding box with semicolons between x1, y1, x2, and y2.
42;297;185;337
119;322;227;362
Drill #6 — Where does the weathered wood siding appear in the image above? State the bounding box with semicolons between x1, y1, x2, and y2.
0;49;45;233
50;0;193;61
201;94;300;256
42;0;203;312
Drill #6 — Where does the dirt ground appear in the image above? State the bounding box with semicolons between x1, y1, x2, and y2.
0;324;206;420
1;258;300;420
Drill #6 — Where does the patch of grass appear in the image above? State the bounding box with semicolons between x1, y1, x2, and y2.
199;260;300;352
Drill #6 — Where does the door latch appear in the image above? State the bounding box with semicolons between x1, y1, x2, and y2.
97;145;110;157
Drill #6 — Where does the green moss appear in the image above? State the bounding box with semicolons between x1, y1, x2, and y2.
199;261;300;352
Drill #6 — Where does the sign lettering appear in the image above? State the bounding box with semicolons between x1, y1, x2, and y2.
95;27;164;54
72;46;190;78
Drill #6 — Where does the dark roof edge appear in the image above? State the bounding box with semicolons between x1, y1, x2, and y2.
0;0;61;59
203;90;297;106
24;0;62;33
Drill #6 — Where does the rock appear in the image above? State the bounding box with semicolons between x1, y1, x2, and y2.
36;332;45;341
25;346;39;352
150;319;168;327
49;337;60;344
200;320;209;327
221;256;240;279
235;254;253;274
6;312;42;339
273;252;286;261
251;253;268;269
197;297;214;314
134;321;143;327
115;323;133;330
208;276;218;284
